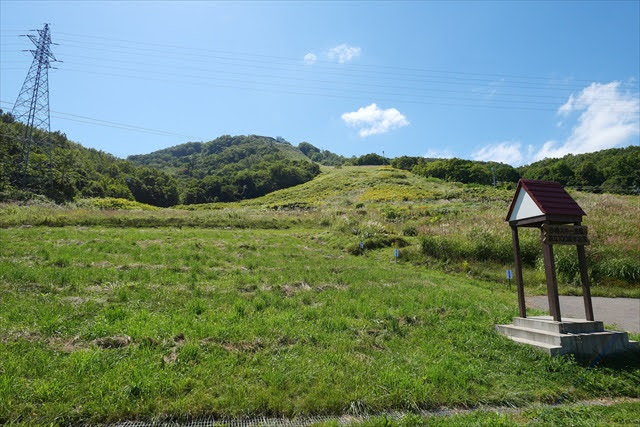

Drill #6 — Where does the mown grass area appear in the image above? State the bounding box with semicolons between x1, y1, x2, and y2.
0;166;638;424
1;226;639;424
2;166;637;297
316;400;640;426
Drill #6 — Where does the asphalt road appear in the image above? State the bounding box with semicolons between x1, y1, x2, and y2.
528;296;640;333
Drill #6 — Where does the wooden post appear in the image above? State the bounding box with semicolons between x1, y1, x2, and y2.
576;245;594;321
541;226;562;322
511;226;526;318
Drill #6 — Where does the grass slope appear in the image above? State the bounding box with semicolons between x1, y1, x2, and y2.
1;226;638;424
0;166;638;423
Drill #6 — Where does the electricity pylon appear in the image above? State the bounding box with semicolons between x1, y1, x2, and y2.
11;23;59;187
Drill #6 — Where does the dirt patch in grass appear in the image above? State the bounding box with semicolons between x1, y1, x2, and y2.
220;338;264;353
136;239;164;248
1;330;88;352
282;281;312;296
94;335;132;349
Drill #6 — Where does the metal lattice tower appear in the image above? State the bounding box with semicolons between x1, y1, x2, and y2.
11;23;58;187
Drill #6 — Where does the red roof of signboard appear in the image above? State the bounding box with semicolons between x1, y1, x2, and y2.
506;179;586;221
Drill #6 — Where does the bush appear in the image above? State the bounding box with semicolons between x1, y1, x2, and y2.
402;225;418;236
420;233;538;265
593;257;640;283
348;235;410;255
76;198;159;211
554;246;581;284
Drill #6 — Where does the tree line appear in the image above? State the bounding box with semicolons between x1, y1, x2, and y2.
346;149;639;194
0;113;320;206
2;107;637;207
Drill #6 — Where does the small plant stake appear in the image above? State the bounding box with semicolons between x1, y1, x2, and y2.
506;269;513;289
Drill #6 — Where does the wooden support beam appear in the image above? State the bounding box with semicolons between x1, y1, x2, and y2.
577;244;595;321
541;226;562;322
511;226;526;318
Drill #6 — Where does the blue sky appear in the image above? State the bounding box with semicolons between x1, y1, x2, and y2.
1;1;638;165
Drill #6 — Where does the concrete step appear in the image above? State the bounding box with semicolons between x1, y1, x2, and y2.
497;323;640;357
506;335;563;356
564;331;639;355
496;324;563;346
513;316;604;334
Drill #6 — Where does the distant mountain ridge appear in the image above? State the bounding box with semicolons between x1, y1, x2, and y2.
2;108;638;206
127;135;323;204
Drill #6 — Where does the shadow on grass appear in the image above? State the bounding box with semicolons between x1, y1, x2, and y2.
575;350;640;370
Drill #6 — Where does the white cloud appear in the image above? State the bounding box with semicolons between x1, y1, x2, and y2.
303;53;317;65
472;141;523;165
328;44;361;63
341;103;409;137
534;81;639;160
424;149;454;159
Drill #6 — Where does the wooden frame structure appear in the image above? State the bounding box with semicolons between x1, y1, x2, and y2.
506;179;594;322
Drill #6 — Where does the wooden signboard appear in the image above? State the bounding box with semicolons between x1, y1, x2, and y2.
507;179;594;322
542;224;590;246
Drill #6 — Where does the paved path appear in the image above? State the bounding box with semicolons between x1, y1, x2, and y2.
527;296;640;333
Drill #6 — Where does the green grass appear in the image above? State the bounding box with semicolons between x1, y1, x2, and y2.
2;167;636;297
316;401;640;426
1;226;639;424
0;166;638;424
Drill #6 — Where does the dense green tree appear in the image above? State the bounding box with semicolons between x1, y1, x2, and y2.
297;141;346;166
411;157;520;186
519;146;639;194
350;153;389;165
0;112;181;206
126;168;180;207
391;156;420;170
575;161;604;187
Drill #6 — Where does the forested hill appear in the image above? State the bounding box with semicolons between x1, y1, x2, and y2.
0;113;321;206
0;111;180;206
518;146;640;194
127;135;322;204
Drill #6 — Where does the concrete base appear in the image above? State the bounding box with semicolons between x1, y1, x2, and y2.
496;316;639;357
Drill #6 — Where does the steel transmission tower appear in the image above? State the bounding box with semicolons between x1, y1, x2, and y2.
11;23;59;187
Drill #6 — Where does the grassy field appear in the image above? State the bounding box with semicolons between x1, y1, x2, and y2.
316;400;640;426
0;166;639;424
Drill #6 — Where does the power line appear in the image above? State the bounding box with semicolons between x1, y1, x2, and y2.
44;54;627;102
51;30;604;85
49;67;637;114
4;52;630;104
0;100;203;139
39;37;600;91
7;33;635;100
50;61;636;110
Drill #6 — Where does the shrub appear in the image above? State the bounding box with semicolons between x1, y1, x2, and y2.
554;246;581;284
348;235;410;255
593;257;640;283
420;233;538;266
76;197;159;211
402;225;418;236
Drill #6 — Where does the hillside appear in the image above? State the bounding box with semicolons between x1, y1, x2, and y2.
518;145;640;194
3;166;638;297
1;114;323;206
1;165;638;423
127;135;310;172
127;135;322;203
0;112;180;206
